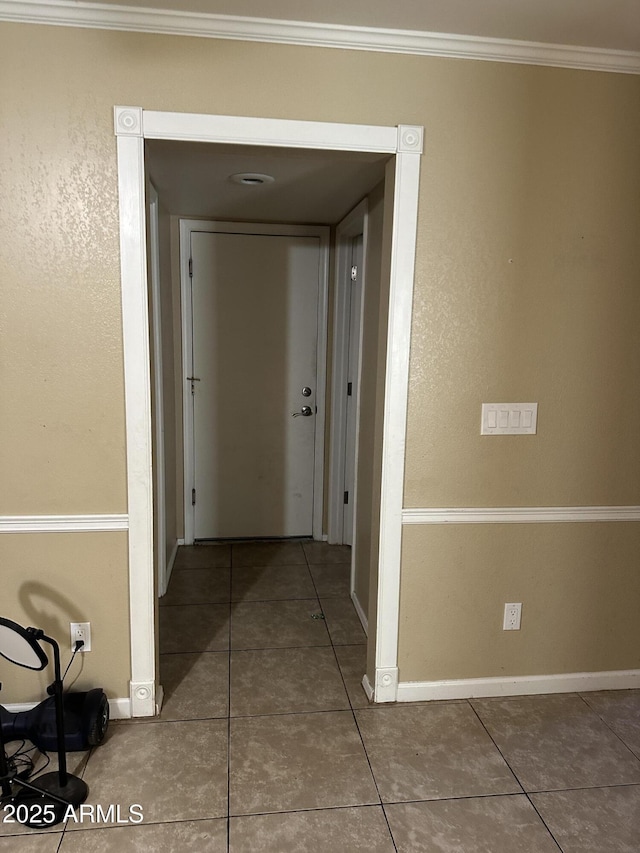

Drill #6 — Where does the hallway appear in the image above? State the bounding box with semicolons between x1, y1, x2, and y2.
3;540;640;851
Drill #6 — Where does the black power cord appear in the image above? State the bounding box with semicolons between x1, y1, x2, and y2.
45;639;84;697
1;640;84;792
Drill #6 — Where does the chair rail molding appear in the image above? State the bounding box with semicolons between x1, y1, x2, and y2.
0;514;129;533
402;506;640;524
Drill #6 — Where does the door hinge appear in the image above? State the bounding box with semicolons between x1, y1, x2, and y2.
188;257;193;278
191;488;196;506
347;382;352;397
351;265;358;281
344;491;349;504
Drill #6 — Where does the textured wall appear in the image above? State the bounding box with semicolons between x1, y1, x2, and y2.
0;57;126;515
1;23;639;700
0;533;131;703
400;523;640;681
405;69;640;508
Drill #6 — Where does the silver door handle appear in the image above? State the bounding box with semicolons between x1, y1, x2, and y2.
292;406;313;417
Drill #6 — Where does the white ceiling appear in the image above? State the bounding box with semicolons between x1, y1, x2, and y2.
145;140;390;224
91;0;640;52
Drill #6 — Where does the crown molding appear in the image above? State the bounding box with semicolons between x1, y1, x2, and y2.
1;0;639;75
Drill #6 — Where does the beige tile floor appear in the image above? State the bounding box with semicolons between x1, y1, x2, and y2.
3;540;640;851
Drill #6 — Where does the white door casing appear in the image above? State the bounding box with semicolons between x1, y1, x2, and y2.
328;199;368;547
182;222;329;541
115;107;423;713
342;233;364;548
148;185;168;597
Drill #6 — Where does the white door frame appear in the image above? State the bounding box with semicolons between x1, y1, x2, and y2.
328;198;368;547
179;219;330;545
148;184;169;598
114;107;422;713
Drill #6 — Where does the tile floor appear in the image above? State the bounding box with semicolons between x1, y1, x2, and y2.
3;540;640;851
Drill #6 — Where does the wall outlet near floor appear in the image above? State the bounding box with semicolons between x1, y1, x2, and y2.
70;621;91;652
503;603;522;631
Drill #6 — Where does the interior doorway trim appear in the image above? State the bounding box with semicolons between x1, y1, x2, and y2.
114;106;423;712
328;198;368;547
148;183;169;598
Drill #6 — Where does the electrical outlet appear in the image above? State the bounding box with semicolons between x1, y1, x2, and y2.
503;603;522;631
70;622;91;652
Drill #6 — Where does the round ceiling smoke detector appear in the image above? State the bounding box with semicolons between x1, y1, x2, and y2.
230;172;275;186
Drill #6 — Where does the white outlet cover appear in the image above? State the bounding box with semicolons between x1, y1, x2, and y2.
70;621;91;652
503;603;522;630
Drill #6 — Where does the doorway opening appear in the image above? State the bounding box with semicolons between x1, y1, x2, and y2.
115;108;422;714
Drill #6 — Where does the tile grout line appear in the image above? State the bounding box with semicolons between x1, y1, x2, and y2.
467;701;564;852
227;541;317;841
168;542;378;845
226;546;235;852
304;546;399;851
577;692;640;766
523;780;640;795
348;688;399;850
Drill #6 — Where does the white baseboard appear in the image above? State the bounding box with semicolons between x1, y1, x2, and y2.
155;684;164;715
1;702;37;714
351;589;368;636
396;669;640;703
166;539;179;588
3;697;132;719
362;673;374;701
109;697;132;719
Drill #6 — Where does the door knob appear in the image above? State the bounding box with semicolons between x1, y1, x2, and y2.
292;406;313;417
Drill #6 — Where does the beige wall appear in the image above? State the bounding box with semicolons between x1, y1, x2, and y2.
400;523;640;681
1;22;639;701
404;70;640;509
0;533;131;703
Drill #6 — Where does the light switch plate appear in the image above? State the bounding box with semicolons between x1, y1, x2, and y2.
481;403;538;435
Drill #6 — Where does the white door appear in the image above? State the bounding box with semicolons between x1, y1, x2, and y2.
189;227;323;540
343;233;364;546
